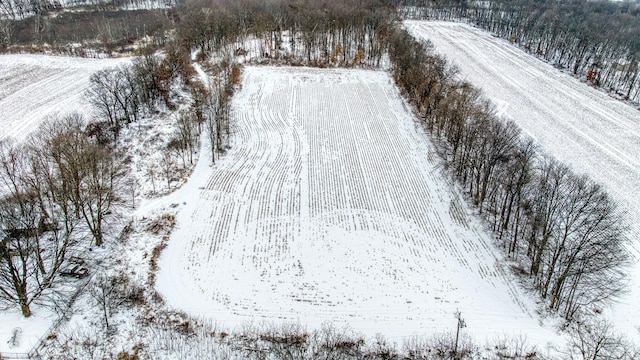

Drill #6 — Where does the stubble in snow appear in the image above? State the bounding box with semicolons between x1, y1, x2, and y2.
156;66;560;345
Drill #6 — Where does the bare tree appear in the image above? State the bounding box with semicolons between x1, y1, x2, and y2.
78;143;127;247
86;68;126;138
86;61;166;141
524;158;629;317
159;152;175;191
204;72;233;163
0;19;12;49
567;320;640;360
0;139;78;317
169;111;198;167
35;113;127;247
89;274;130;330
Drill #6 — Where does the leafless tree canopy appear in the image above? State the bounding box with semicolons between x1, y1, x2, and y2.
0;113;128;316
175;0;393;67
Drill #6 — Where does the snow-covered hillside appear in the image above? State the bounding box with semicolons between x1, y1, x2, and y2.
405;20;640;343
0;54;129;141
155;66;562;347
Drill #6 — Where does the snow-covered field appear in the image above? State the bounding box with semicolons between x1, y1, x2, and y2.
156;66;561;347
405;20;640;342
0;54;129;142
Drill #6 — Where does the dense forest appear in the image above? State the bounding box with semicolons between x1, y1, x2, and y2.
397;0;640;104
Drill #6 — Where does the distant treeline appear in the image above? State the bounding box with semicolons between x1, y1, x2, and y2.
397;0;640;104
0;8;172;54
0;0;175;19
1;0;396;63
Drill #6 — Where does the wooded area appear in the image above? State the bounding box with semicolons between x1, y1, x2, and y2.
174;0;392;67
0;115;127;316
0;0;176;19
0;8;172;54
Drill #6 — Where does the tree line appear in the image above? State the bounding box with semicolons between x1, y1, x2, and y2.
1;0;396;62
397;0;640;104
85;52;181;142
0;8;172;55
387;27;629;320
199;51;240;164
175;0;394;67
0;0;177;20
86;43;237;171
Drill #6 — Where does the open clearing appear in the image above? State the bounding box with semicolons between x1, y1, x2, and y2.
156;66;560;345
405;20;640;342
0;54;128;141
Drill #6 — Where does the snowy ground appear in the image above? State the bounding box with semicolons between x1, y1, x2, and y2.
405;20;640;343
0;307;57;356
0;54;129;142
155;66;562;349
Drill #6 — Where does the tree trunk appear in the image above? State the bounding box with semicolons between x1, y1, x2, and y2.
19;291;31;317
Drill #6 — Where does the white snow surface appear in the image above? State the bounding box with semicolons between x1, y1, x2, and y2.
0;306;56;355
0;54;129;141
405;20;640;342
156;66;561;347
